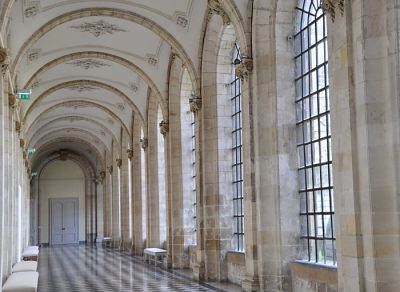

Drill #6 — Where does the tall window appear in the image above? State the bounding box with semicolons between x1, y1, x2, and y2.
231;43;244;252
295;0;335;264
140;129;147;243
181;68;197;245
157;107;167;246
190;110;197;244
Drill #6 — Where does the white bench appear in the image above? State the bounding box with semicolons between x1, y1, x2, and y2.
143;248;167;267
22;248;39;261
12;261;38;273
102;237;113;248
2;271;39;292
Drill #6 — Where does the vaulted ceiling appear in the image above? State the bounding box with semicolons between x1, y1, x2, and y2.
2;0;248;170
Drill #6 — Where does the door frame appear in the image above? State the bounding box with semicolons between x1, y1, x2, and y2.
49;198;79;245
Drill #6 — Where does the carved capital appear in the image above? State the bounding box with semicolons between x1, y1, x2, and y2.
15;121;21;133
127;149;133;159
116;158;122;168
208;0;231;25
235;58;253;81
322;0;346;22
159;120;169;137
189;95;202;113
0;48;7;63
140;138;148;150
108;165;113;174
0;48;10;76
20;139;25;148
99;170;106;181
8;93;16;108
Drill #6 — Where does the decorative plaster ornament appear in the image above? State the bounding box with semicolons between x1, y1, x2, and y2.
66;58;111;70
71;20;127;37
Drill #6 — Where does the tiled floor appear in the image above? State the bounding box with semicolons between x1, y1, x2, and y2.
37;245;219;292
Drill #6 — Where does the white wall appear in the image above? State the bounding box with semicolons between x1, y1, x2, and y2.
39;160;86;243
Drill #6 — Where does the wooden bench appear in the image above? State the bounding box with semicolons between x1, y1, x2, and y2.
143;248;167;267
2;271;39;292
12;261;38;273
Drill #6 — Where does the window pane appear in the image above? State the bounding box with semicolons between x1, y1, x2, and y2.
295;0;335;264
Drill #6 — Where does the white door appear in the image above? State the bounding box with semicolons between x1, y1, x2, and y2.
50;198;78;245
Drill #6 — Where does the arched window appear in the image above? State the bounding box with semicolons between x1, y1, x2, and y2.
231;42;244;252
295;0;335;264
180;69;197;245
140;128;147;243
157;106;167;246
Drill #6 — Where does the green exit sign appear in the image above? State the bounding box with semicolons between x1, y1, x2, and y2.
17;89;32;100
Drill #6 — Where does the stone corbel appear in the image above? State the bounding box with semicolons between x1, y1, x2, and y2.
322;0;346;22
0;48;10;76
23;151;27;160
116;158;122;168
235;57;253;81
8;93;17;108
189;95;202;113
159;120;169;137
208;0;231;25
20;139;25;148
15;121;21;133
140;138;148;150
99;171;106;181
127;149;133;159
108;165;113;174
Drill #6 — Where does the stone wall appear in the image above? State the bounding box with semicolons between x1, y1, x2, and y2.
290;262;337;292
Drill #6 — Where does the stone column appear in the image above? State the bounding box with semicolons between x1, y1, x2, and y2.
131;116;143;254
327;0;400;290
236;59;260;292
166;56;186;268
119;131;130;250
146;91;160;247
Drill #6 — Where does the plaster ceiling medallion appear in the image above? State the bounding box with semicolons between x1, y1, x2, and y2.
116;103;125;112
24;1;41;18
173;11;189;28
27;48;41;62
70;20;127;37
146;54;158;66
31;79;41;89
128;82;139;93
67;85;98;92
66;58;111;70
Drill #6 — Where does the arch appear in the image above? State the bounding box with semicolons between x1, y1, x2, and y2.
27;115;119;147
11;7;199;97
23;79;143;128
30;128;111;154
24;51;164;116
31;151;98;245
25;100;129;138
33;137;105;168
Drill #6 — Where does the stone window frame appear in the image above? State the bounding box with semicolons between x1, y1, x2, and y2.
140;128;147;244
231;42;244;252
157;105;167;247
294;0;336;265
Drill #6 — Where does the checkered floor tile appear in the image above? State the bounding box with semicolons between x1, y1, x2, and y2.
37;245;217;292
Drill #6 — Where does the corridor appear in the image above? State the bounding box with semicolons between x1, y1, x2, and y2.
37;245;215;292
